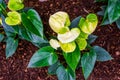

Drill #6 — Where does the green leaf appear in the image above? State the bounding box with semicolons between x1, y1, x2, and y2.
0;0;3;3
1;15;16;37
97;11;104;16
6;37;18;58
21;10;43;37
101;6;111;25
97;6;107;16
27;9;44;37
81;49;96;79
87;34;98;44
101;17;110;25
70;16;81;29
63;46;80;71
56;65;76;80
93;46;113;61
107;0;120;24
18;26;32;40
48;61;60;75
28;46;58;67
116;18;120;29
0;0;6;12
0;33;4;42
18;26;48;47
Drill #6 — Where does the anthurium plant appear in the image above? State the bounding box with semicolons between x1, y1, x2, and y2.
96;0;120;29
28;11;112;80
0;0;48;58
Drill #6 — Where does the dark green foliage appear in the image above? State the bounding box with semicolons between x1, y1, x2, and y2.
0;33;4;42
87;34;98;44
0;2;46;58
6;37;18;58
97;0;120;29
93;46;113;61
81;49;97;79
56;65;76;80
63;46;81;71
28;46;58;67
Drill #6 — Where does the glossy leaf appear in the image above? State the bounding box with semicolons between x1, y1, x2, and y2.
107;0;120;24
100;5;111;25
97;11;104;16
27;9;44;37
18;26;48;47
1;15;16;36
101;12;110;25
21;10;43;37
48;61;61;75
0;33;4;42
6;37;18;58
28;46;58;67
0;0;3;3
63;46;80;71
0;0;6;13
87;34;98;44
93;46;113;61
70;16;81;29
81;49;96;79
56;65;76;80
97;6;107;16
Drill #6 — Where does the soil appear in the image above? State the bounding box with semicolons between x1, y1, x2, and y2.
0;0;120;80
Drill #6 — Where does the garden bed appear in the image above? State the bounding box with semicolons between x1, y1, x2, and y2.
0;0;120;80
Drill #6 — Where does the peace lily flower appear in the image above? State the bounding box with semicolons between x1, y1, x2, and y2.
57;28;80;43
5;11;21;25
49;11;70;34
60;41;76;53
8;0;24;11
79;14;98;34
49;39;60;50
